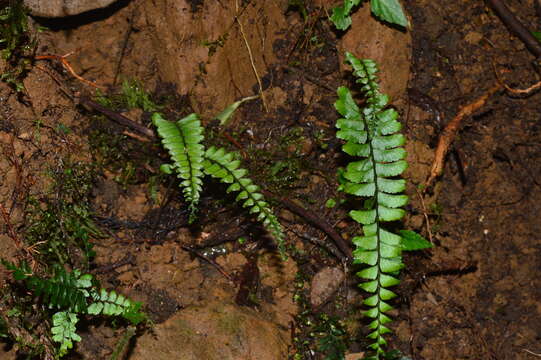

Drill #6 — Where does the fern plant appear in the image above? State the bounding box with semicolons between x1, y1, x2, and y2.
335;52;421;359
152;113;205;220
1;260;145;357
152;113;285;256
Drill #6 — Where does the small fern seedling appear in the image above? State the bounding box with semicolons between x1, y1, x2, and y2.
1;260;146;357
152;113;286;257
335;52;408;358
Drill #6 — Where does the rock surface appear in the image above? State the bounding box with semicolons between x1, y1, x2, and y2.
142;0;288;117
24;0;117;17
310;266;345;308
131;301;288;360
337;4;412;101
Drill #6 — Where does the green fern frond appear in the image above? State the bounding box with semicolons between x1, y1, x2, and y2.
203;146;286;257
88;288;145;325
152;113;205;220
1;260;90;313
335;52;407;357
51;311;81;357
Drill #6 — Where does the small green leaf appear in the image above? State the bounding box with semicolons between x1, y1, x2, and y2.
371;0;409;27
364;294;379;306
379;274;400;287
378;193;408;208
215;95;259;126
399;230;433;251
330;0;363;31
325;198;337;208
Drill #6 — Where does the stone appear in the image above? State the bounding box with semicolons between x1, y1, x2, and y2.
310;266;346;308
24;0;117;18
130;301;288;360
142;0;287;117
337;5;412;101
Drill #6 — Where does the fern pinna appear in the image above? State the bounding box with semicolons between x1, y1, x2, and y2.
335;52;407;358
152;113;285;256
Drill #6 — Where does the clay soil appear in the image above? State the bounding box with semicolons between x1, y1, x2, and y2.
0;0;540;359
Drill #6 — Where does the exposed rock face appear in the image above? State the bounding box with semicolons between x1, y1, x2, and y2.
310;266;346;308
24;0;118;17
337;5;412;101
142;0;287;117
130;301;289;360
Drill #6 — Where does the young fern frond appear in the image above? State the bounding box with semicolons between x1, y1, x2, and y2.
1;260;90;313
51;311;81;356
203;146;286;256
2;260;146;357
335;52;407;358
88;288;145;324
152;113;205;220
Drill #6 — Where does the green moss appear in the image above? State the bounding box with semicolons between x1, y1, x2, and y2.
24;162;100;267
0;1;35;91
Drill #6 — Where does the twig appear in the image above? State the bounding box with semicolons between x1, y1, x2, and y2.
35;53;105;89
261;190;352;261
523;349;541;357
94;253;135;274
424;84;501;189
493;60;541;95
222;131;248;158
485;0;541;58
498;76;541;95
235;0;269;112
180;245;234;283
78;96;156;139
287;227;345;262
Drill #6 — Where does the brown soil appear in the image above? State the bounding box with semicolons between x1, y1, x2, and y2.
0;0;540;359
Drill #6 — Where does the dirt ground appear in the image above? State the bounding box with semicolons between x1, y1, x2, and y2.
0;0;540;359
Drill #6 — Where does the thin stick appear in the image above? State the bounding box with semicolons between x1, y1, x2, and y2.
485;0;541;58
523;349;541;357
35;53;105;89
78;96;156;139
235;0;269;112
499;77;541;95
261;190;352;261
424;84;501;189
180;245;234;283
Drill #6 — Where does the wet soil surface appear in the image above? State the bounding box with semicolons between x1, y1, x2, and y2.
0;0;540;359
